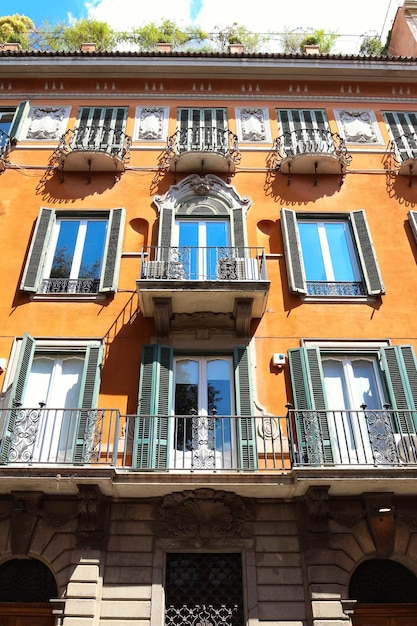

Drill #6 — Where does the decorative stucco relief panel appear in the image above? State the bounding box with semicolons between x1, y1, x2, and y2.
335;109;383;144
21;105;71;140
235;107;271;143
134;106;169;141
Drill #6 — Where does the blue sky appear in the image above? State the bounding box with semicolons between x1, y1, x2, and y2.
0;0;88;25
0;0;403;53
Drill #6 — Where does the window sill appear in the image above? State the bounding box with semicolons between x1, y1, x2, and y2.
30;292;109;302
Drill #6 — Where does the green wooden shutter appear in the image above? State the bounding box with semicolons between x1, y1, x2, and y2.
159;207;173;250
288;347;333;463
234;347;257;470
99;207;125;292
0;333;36;463
350;210;384;296
73;344;104;464
280;208;307;294
20;208;56;292
133;344;173;469
8;101;30;140
408;211;417;243
380;345;417;433
232;208;246;252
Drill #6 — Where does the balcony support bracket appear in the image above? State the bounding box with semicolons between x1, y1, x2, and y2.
153;297;173;337
234;298;253;338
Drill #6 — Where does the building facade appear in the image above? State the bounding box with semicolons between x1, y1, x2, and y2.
1;7;417;626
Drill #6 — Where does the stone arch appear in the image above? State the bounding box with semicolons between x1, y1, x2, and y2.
349;558;417;603
0;557;57;602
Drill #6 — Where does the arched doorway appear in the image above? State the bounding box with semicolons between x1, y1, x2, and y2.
0;558;57;625
349;559;417;625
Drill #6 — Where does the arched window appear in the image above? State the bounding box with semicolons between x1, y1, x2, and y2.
349;559;417;603
0;558;57;602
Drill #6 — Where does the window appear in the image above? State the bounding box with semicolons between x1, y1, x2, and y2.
20;207;125;295
288;344;417;464
165;553;244;626
408;210;417;245
277;109;329;135
0;102;31;153
177;108;228;153
134;345;256;470
73;106;128;153
276;108;332;153
0;334;103;464
173;356;234;468
383;111;417;161
280;208;384;297
0;107;16;137
174;219;230;279
0;101;30;141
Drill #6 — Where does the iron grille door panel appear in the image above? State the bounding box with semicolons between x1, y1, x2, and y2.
165;553;243;626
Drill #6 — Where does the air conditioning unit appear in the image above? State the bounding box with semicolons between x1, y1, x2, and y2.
396;434;417;463
236;258;260;280
141;261;167;279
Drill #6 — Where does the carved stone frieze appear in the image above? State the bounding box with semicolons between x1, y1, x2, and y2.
171;311;235;335
155;488;253;539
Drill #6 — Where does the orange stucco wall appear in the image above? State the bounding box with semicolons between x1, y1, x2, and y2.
389;6;417;57
1;74;417;421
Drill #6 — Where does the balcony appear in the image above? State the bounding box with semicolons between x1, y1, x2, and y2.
388;134;417;182
0;408;290;471
163;127;241;175
136;246;269;336
274;128;352;183
2;407;417;498
3;407;417;471
54;124;132;176
288;406;417;466
0;130;13;172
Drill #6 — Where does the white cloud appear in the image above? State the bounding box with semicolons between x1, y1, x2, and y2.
86;0;194;30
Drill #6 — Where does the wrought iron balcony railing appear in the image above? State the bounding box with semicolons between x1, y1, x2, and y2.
0;409;290;471
306;280;366;297
139;246;267;282
388;134;417;175
54;124;132;174
2;406;417;470
162;127;241;173
40;277;100;294
273;128;352;175
288;406;417;466
0;407;120;465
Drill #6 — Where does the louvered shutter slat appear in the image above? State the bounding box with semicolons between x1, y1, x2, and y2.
280;208;307;294
20;208;56;292
234;347;256;470
0;334;36;463
99;207;125;292
350;210;384;295
73;345;103;464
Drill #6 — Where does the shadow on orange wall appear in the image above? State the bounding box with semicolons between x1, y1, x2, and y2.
35;170;121;203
